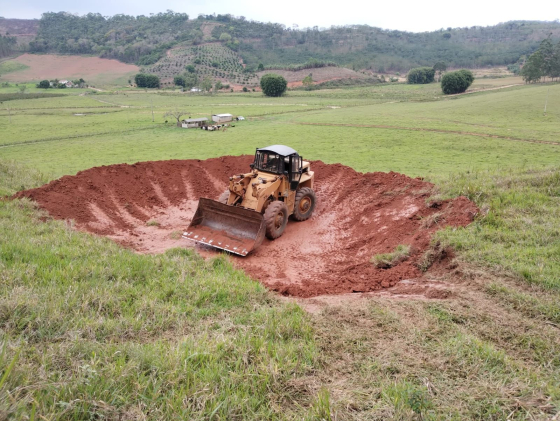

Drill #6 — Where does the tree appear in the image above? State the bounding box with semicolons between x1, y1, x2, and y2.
135;73;160;88
134;73;147;87
458;69;474;85
407;67;435;84
441;70;474;94
551;42;560;80
185;64;195;73
521;51;543;83
539;37;555;79
183;73;198;90
214;80;223;91
144;75;160;88
219;32;231;42
164;110;189;127
433;62;447;81
37;80;50;89
302;73;313;90
260;73;287;97
201;76;213;92
18;85;27;94
257;63;264;71
174;76;186;87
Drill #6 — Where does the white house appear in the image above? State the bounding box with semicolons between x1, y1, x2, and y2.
181;117;208;128
212;113;233;123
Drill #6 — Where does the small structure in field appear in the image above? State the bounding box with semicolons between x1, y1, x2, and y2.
212;113;233;123
181;118;208;128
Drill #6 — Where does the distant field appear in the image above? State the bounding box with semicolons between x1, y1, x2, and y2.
0;78;557;178
0;54;139;85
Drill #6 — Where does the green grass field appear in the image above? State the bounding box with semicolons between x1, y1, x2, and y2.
2;78;560;419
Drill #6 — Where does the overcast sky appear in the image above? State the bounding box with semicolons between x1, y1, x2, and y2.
1;0;559;32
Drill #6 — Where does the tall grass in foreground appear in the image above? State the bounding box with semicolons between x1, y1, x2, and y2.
0;162;319;419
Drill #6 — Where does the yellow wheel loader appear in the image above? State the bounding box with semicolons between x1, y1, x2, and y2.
183;145;316;256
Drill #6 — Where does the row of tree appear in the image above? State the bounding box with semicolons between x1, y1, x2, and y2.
521;37;560;83
36;78;88;89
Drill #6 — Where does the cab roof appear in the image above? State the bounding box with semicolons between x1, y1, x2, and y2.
256;145;297;156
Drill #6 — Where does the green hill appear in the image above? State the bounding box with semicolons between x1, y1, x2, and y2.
14;12;560;73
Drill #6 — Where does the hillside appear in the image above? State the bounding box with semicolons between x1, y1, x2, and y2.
16;12;560;74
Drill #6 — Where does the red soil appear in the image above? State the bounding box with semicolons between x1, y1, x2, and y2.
15;156;478;298
2;54;139;83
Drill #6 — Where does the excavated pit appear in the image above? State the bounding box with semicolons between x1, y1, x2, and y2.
16;156;478;298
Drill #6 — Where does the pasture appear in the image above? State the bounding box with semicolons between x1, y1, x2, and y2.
2;77;560;419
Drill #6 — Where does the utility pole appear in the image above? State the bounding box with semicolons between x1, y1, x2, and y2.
544;87;550;116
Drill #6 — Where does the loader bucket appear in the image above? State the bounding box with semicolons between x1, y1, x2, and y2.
183;198;266;256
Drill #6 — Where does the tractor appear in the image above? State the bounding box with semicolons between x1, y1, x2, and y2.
183;145;316;255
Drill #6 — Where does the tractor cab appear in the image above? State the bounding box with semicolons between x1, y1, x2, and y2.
252;145;303;190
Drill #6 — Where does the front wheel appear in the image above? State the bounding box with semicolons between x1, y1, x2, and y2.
264;201;288;240
292;187;316;221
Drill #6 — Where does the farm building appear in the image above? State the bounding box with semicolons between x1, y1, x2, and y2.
181;118;208;128
212;114;233;123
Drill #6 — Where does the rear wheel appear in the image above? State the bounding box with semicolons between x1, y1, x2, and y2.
292;187;316;221
264;201;288;240
217;189;230;204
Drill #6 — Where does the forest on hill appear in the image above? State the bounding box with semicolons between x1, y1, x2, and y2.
0;34;17;58
19;12;560;72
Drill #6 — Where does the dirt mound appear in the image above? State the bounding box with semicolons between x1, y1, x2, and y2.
16;156;478;297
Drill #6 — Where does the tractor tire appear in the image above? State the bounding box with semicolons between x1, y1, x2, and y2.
292;187;316;221
217;189;230;204
264;201;288;240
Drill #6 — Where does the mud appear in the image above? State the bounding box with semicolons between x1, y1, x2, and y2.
16;156;478;298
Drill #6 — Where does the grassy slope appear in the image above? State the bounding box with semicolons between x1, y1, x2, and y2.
0;162;319;419
1;79;560;419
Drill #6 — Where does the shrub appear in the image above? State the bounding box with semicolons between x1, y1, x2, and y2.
371;245;411;269
458;69;474;85
441;69;474;94
174;76;186;87
407;67;435;84
135;74;160;88
260;73;287;97
37;80;50;89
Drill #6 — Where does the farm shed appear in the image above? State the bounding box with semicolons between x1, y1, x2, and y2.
212;114;233;123
181;118;208;128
